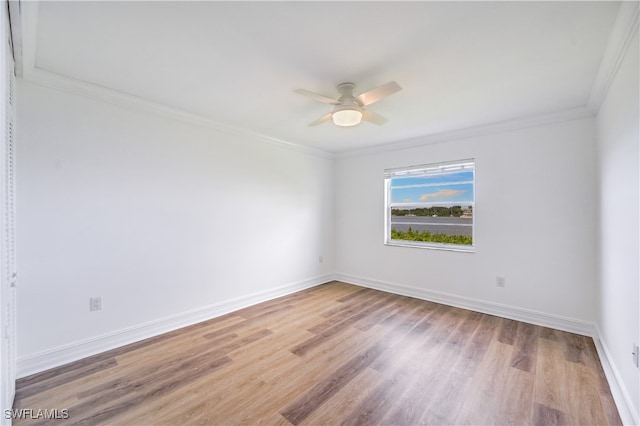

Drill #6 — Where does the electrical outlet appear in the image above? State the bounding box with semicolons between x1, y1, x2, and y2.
90;297;102;312
319;255;323;264
496;276;506;287
633;344;639;368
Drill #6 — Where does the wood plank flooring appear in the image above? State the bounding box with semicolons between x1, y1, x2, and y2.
13;282;621;425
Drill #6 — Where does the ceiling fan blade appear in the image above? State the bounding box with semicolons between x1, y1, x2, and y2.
308;112;333;127
362;109;388;125
356;81;402;106
294;88;340;105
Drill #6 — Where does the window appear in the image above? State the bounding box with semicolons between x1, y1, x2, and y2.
385;159;475;251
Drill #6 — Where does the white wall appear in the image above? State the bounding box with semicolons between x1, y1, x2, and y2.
335;118;598;323
16;81;334;366
595;29;639;422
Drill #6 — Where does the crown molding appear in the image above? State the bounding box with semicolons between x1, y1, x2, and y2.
17;0;617;160
22;68;334;159
335;106;594;159
587;1;640;113
23;64;594;162
18;3;332;159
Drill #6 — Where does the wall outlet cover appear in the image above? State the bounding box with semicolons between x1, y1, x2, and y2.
90;297;102;312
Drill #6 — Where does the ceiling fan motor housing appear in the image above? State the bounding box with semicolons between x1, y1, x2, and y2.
337;82;361;105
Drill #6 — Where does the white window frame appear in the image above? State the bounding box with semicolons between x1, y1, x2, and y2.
384;159;475;252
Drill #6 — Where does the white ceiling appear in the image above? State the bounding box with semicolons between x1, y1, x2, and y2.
23;1;621;153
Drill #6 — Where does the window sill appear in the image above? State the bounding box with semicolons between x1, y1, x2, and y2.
385;240;475;253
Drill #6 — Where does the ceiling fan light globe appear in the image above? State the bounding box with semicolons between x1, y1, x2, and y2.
332;108;363;127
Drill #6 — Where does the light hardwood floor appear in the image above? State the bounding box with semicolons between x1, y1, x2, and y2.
13;282;621;425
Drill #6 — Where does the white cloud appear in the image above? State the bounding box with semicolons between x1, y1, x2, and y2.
419;189;467;201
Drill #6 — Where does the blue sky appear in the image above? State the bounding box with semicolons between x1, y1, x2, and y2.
390;171;474;204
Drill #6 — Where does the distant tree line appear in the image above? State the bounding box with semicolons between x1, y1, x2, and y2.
391;228;472;245
391;205;471;217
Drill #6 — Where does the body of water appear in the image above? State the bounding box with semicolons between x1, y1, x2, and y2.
390;215;472;237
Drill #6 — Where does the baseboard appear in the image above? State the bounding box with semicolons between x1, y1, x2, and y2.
333;272;596;337
16;273;637;424
334;273;640;424
592;325;639;426
16;274;333;379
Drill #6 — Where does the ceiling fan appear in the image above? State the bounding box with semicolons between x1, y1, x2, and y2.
294;81;402;127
